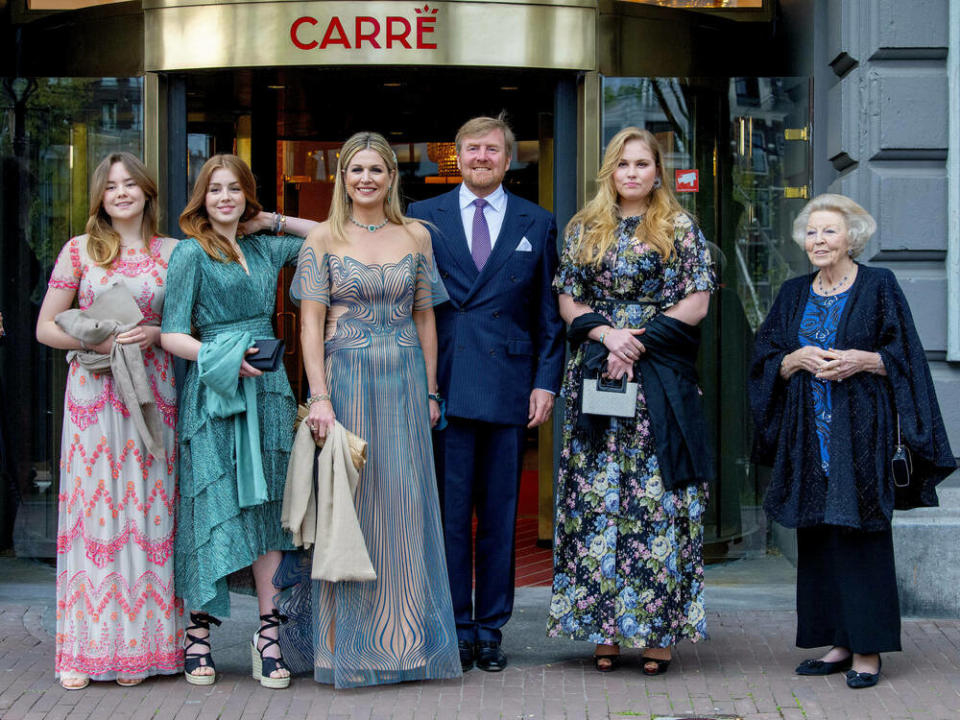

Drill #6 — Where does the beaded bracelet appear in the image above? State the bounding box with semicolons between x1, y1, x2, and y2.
307;392;331;406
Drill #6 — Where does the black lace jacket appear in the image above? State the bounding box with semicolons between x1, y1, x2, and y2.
749;265;955;530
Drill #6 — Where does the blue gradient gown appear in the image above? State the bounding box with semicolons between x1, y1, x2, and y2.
277;236;461;688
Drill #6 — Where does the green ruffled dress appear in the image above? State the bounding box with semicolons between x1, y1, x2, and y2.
162;234;301;615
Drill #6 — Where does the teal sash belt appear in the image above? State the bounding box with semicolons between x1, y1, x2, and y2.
197;331;268;508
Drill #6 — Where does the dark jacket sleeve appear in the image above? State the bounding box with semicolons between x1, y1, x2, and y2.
748;278;803;465
873;271;956;508
533;214;565;394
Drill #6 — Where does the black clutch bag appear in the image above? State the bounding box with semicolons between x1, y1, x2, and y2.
891;414;913;489
247;338;285;372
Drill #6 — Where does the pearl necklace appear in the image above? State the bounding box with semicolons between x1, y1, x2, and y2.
349;215;388;233
816;270;851;296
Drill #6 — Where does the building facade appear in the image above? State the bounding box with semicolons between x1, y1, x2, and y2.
809;0;960;617
1;0;957;611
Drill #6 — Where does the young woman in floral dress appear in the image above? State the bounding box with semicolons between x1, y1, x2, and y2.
547;128;716;674
36;153;181;689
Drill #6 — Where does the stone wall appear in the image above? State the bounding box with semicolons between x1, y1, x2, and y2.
814;0;960;617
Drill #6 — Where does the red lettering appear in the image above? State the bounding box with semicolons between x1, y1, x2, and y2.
291;13;437;52
386;17;412;49
355;17;381;48
290;16;318;50
416;16;437;49
319;17;352;49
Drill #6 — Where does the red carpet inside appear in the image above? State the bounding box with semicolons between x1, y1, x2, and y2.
469;468;553;587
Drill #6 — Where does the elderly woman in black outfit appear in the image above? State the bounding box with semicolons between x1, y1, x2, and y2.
749;194;955;689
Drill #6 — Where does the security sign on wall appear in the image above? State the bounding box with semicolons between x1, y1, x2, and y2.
675;169;699;193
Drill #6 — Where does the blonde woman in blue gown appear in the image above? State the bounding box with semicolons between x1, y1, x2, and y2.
278;131;461;688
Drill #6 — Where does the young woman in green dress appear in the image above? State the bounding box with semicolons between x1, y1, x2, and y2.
161;154;317;688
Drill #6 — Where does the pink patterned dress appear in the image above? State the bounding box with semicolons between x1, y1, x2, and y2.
49;235;183;681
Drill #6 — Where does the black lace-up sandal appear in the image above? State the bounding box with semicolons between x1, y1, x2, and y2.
184;611;221;686
251;608;290;689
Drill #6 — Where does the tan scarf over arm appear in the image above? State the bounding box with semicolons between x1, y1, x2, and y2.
282;409;375;582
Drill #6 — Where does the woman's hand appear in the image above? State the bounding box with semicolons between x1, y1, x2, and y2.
602;327;646;363
239;347;264;378
88;335;115;355
816;348;884;382
238;211;276;236
306;399;336;442
604;354;635;382
114;325;161;352
780;345;834;379
429;398;441;428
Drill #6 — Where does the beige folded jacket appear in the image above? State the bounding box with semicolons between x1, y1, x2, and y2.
281;407;376;582
55;282;164;459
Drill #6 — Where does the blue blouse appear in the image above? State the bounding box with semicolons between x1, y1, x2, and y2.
798;286;852;475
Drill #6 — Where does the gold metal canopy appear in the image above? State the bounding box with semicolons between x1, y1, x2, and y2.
143;0;598;72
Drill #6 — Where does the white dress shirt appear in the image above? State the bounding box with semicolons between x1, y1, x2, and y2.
459;183;507;251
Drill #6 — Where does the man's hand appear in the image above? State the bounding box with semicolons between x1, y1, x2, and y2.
527;388;555;429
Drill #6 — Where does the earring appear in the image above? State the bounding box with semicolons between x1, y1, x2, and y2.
653;177;662;189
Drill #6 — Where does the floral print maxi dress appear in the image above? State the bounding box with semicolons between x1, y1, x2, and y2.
547;213;716;649
50;236;182;680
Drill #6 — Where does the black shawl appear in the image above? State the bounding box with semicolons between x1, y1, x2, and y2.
570;312;713;490
749;264;955;531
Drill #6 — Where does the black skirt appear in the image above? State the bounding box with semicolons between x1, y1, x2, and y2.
796;525;902;653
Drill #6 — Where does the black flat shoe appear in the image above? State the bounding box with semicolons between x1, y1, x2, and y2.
476;641;507;672
795;656;853;676
846;658;882;689
640;656;671;676
458;640;475;672
592;653;621;673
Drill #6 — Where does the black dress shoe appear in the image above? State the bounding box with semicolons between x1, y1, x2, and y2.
846;657;882;689
476;641;507;672
795;656;853;676
458;640;475;672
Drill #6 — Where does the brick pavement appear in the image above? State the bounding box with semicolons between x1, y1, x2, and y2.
3;597;960;720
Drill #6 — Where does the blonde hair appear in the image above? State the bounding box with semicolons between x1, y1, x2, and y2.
85;152;159;268
567;127;685;265
329;132;411;243
792;193;877;258
179;154;261;263
455;113;515;157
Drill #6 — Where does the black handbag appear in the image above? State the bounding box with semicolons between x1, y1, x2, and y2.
891;414;912;489
247;338;285;372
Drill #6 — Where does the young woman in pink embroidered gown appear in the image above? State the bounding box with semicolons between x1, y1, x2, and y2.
35;153;182;689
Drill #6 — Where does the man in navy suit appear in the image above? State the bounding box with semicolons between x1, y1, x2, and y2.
408;116;564;672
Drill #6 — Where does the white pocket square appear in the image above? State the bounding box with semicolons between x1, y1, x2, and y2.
516;237;533;252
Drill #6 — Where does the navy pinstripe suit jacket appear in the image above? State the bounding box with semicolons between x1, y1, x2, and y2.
408;186;564;426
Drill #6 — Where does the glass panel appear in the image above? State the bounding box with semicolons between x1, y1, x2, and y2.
730;77;812;329
602;75;811;561
618;1;763;7
0;77;143;557
275;139;541;221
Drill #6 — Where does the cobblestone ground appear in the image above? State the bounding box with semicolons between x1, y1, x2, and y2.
3;598;960;720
